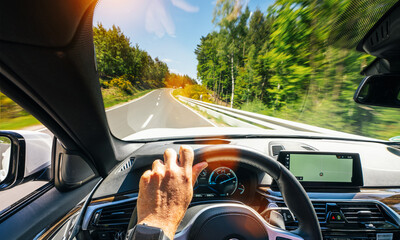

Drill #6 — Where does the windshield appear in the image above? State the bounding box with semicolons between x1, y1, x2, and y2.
91;0;400;141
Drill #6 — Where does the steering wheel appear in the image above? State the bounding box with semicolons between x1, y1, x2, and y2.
174;145;322;240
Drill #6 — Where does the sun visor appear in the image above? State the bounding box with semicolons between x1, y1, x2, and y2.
0;0;96;47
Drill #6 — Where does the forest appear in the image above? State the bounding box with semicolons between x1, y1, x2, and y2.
94;23;198;107
195;0;400;140
94;23;168;91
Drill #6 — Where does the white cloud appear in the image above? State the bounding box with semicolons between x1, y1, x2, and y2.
171;0;199;13
145;0;175;38
162;58;173;63
95;0;198;39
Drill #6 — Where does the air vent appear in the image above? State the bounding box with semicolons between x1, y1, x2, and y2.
117;158;134;173
271;145;284;156
91;201;135;228
274;201;388;225
313;202;328;222
275;200;327;223
337;202;385;224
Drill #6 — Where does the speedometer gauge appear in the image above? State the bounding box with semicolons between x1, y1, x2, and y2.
208;167;238;196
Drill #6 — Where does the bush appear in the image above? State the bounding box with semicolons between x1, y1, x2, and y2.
174;84;212;102
104;76;135;94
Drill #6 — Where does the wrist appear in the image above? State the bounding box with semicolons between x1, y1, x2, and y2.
137;220;177;240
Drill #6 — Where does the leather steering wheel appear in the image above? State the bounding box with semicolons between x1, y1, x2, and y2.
174;145;322;240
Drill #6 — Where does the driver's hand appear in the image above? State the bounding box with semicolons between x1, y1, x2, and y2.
137;145;208;240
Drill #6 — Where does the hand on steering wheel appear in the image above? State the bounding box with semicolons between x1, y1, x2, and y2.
136;145;322;240
136;146;207;240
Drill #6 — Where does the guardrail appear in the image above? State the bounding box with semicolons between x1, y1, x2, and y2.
178;96;376;141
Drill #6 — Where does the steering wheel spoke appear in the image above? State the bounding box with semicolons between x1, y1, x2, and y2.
175;202;304;240
265;224;304;240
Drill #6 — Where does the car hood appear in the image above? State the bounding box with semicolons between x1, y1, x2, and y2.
123;127;382;143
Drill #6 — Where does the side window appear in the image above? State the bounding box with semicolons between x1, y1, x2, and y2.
0;91;52;214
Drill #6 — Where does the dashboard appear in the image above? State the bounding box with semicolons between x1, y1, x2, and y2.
61;138;400;240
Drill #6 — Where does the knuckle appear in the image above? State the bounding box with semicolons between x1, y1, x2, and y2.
141;170;151;179
181;145;190;150
152;159;164;169
183;175;191;183
181;145;192;154
151;171;161;181
165;169;176;179
154;169;165;178
165;148;176;155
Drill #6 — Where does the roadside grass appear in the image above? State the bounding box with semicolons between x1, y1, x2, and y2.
1;87;154;130
0;115;41;130
240;99;400;141
181;101;231;127
102;87;153;108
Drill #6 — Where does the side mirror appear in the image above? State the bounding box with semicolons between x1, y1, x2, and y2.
0;131;52;190
0;136;12;185
354;75;400;108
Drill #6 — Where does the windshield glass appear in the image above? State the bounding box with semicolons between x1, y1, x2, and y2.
92;0;400;141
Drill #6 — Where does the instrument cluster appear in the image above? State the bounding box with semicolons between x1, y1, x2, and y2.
193;162;255;202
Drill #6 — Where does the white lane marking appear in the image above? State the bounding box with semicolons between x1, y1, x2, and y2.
141;114;154;129
156;102;159;106
169;90;217;127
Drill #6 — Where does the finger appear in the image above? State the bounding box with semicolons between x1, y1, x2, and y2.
152;159;165;174
163;148;178;169
191;162;208;186
179;145;194;168
151;160;165;181
139;170;152;187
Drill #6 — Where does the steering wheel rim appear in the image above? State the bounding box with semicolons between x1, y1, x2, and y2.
178;145;322;240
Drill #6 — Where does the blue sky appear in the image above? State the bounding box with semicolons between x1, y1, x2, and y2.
93;0;274;80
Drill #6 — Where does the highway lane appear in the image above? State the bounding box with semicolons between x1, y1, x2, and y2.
106;89;214;139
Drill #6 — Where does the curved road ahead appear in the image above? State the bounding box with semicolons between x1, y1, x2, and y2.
106;89;214;139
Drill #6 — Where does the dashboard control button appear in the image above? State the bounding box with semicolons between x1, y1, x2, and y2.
328;212;345;223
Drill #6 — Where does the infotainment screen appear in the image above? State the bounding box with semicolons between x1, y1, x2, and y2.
276;151;363;188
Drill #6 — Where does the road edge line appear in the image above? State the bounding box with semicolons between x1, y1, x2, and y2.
169;90;217;127
106;89;157;112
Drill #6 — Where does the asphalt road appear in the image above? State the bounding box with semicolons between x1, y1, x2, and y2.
106;89;214;139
